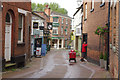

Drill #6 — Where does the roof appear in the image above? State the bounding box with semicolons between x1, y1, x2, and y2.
51;11;72;19
33;11;50;18
73;4;83;17
32;12;45;20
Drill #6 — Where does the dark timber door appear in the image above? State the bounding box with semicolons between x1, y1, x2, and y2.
83;33;88;59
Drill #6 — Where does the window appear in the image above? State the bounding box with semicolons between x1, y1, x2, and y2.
85;3;87;19
66;29;67;35
18;14;24;43
101;0;105;4
62;18;64;24
53;18;58;23
100;0;105;7
33;22;38;28
71;20;72;25
66;19;68;24
110;0;113;7
90;0;94;12
61;26;63;35
6;13;10;23
52;27;58;34
114;0;117;7
76;27;81;36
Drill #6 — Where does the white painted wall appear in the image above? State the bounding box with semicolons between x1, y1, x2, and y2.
31;14;45;35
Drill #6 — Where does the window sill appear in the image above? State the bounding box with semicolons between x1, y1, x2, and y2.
17;42;25;46
53;22;59;23
90;8;94;12
84;18;87;21
52;34;58;35
100;3;105;7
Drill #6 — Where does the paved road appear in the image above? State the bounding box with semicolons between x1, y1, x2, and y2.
2;49;111;78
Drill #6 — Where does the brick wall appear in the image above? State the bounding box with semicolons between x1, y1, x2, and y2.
83;2;108;62
2;2;31;62
109;1;119;78
50;15;71;47
0;2;2;61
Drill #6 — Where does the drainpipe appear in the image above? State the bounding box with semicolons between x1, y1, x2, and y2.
107;1;110;70
118;1;120;80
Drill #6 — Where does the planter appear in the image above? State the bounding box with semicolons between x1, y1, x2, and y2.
100;59;104;68
104;60;107;70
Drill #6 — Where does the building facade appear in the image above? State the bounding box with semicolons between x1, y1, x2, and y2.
109;0;119;78
33;10;50;49
31;12;45;57
73;1;83;56
1;2;31;68
83;1;108;64
50;11;72;49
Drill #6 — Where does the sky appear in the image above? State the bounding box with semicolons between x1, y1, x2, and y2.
31;0;78;18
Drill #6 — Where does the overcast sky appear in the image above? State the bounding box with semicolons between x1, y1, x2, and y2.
31;0;78;18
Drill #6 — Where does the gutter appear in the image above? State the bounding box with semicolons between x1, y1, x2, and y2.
107;1;110;70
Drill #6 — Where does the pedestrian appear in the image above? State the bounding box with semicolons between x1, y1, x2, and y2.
81;41;87;62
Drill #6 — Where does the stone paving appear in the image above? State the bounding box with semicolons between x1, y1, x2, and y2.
2;49;111;79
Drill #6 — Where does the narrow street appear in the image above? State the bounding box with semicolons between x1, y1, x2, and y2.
2;49;111;78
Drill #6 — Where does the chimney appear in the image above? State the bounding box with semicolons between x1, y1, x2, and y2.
44;5;51;17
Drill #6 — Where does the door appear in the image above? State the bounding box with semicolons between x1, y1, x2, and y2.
5;24;12;61
83;33;88;59
5;12;12;61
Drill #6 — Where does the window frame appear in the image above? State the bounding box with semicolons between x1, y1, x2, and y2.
61;26;63;35
18;13;24;43
52;27;58;34
100;0;105;7
53;17;58;23
66;19;68;25
84;3;87;20
62;18;64;24
90;0;94;12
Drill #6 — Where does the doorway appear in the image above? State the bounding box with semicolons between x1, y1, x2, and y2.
5;12;12;61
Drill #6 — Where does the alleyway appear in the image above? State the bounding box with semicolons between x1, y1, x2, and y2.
2;49;111;78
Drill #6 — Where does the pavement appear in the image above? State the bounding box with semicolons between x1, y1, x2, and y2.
2;49;111;79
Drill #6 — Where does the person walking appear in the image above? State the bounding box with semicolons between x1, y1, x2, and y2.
81;41;87;62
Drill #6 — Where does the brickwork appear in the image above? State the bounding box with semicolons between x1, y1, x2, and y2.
2;2;31;63
50;14;72;48
0;1;2;58
83;2;108;62
109;1;119;78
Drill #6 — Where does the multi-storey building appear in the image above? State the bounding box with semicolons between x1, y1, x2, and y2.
34;10;50;46
31;12;45;57
50;11;72;49
83;1;108;64
73;0;83;55
1;2;31;69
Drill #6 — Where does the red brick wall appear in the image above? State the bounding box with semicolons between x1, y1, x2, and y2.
83;2;108;62
109;2;119;78
0;1;2;58
2;2;31;61
50;16;71;47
